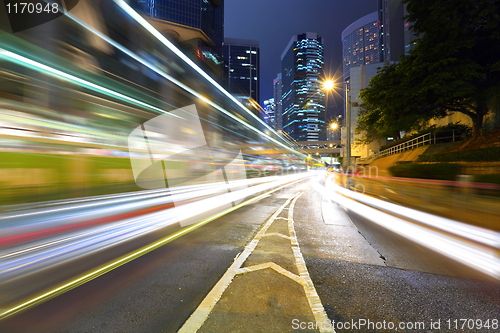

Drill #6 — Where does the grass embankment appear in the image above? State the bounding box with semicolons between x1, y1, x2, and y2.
0;152;137;205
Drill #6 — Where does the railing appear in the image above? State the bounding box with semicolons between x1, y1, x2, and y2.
379;129;465;157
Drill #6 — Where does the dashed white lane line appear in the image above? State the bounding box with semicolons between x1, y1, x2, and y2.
178;191;334;333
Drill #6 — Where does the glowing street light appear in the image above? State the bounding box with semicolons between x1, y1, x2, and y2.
323;80;351;169
323;80;334;91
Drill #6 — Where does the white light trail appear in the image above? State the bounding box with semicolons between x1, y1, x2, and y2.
113;0;278;135
64;9;304;157
320;177;500;280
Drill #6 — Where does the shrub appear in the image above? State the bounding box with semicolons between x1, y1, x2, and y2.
388;163;463;180
418;147;500;162
474;174;500;185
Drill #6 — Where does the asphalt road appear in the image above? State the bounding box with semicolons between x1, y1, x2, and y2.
0;177;498;333
295;179;499;333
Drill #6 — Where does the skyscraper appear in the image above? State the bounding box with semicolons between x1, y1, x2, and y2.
342;12;379;83
402;4;417;55
223;38;260;104
273;73;283;130
342;13;382;161
378;0;416;62
135;0;224;60
262;98;275;127
281;33;325;142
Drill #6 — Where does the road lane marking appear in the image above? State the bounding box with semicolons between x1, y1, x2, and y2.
261;232;292;240
236;262;305;284
287;194;333;331
179;191;335;333
178;193;298;333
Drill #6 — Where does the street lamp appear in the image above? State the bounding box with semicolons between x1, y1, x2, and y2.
326;82;351;168
323;79;350;169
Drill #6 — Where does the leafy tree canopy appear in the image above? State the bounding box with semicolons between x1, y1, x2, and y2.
357;0;500;142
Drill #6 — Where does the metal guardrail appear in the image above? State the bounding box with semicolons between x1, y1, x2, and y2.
379;130;465;157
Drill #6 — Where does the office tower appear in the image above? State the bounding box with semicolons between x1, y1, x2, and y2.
135;0;224;63
378;0;416;62
262;98;275;127
342;13;382;161
273;73;283;130
342;11;379;83
402;4;417;54
281;33;325;142
223;38;260;103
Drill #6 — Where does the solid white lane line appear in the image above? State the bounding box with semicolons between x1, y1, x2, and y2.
288;193;336;333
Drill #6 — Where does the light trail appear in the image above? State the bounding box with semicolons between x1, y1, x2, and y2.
0;174;310;321
63;10;305;157
0;49;182;119
333;183;500;249
319;176;500;280
113;0;279;136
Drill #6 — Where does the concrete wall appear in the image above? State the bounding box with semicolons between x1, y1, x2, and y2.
428;112;473;128
349;63;383;159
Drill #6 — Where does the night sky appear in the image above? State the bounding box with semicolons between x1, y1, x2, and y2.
225;0;377;120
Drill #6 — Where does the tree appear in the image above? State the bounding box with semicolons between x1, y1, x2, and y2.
357;61;444;143
358;0;500;141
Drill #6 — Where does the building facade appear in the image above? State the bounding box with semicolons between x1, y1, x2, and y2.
342;13;382;161
223;38;260;103
349;64;386;159
281;33;325;142
402;4;417;55
135;0;224;61
262;98;275;127
342;12;379;83
273;73;283;130
378;0;416;62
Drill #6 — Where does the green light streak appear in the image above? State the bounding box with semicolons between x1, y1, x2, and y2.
0;48;181;119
